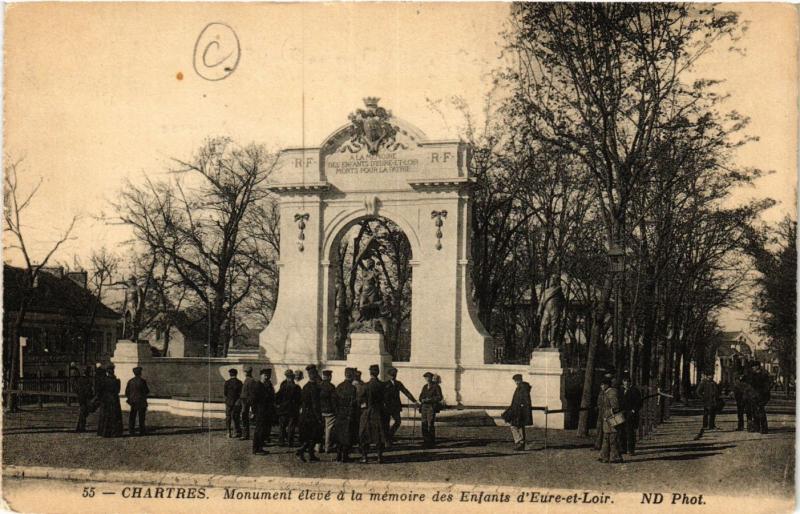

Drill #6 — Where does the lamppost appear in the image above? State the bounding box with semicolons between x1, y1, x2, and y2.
608;242;626;379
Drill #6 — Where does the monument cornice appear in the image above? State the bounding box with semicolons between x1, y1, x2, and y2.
407;177;475;190
267;181;331;193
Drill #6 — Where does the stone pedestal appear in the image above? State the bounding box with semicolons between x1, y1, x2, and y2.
529;348;565;428
111;339;153;393
346;332;393;380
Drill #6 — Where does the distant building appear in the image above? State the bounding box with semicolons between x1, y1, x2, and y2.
754;349;780;377
714;331;756;389
140;311;208;358
3;265;121;379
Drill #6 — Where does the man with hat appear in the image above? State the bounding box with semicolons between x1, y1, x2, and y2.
594;372;615;451
125;366;150;436
696;372;720;430
619;374;642;455
418;371;443;448
502;373;532;451
750;360;771;433
276;369;302;446
319;369;338;453
296;365;324;462
251;369;272;455
239;366;257;440
224;368;243;438
74;366;94;433
383;367;417;445
358;364;387;463
334;368;360;462
598;376;623;463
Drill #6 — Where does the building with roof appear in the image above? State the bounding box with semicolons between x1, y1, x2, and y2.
3;265;121;379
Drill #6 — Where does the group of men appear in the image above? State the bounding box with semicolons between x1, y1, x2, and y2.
732;360;772;434
72;363;150;437
223;364;444;463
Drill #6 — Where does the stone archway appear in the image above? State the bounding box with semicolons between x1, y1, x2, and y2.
326;215;413;362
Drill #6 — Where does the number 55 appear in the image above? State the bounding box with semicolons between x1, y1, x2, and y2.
82;487;95;498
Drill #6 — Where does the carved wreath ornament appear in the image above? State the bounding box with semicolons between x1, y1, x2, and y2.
294;213;310;252
341;97;407;155
431;210;448;250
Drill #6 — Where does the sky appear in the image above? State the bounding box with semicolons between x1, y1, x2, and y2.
3;3;797;335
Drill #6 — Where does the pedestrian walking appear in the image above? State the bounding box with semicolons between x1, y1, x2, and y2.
358;364;387;463
296;365;324;462
598;376;623;464
619;374;642;455
224;368;243;438
74;366;94;433
418;371;443;448
383;367;417;445
124;366;149;436
239;366;257;440
276;369;301;446
334;368;359;463
319;369;338;453
696;373;720;430
502;373;532;451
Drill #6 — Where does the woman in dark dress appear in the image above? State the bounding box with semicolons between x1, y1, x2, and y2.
98;364;123;437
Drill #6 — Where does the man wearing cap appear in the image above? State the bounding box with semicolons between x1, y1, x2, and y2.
261;368;277;445
296;365;324;462
239;366;257;440
598;377;623;463
251;369;271;455
383;367;417;445
502;374;532;451
418;371;443;448
74;366;94;433
276;369;302;446
358;364;387;463
125;366;150;436
334;368;360;462
319;369;338;453
224;368;243;438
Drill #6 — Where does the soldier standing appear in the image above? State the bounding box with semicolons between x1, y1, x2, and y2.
502;373;532;451
334;368;359;463
74;366;94;433
296;365;324;462
598;376;623;463
319;369;338;453
276;369;301;446
619;374;642;455
224;369;243;438
125;366;150;436
358;364;387;463
383;368;417;445
239;366;256;440
251;369;270;455
418;371;443;448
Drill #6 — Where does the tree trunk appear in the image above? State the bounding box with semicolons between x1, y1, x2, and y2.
577;273;612;436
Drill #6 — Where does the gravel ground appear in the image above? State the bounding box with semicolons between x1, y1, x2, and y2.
3;401;794;497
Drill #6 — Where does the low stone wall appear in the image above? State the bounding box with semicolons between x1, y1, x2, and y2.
112;341;568;428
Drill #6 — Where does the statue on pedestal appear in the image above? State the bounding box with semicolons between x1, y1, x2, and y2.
349;239;390;335
538;275;565;349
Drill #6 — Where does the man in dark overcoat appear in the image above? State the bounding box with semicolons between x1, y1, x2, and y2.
359;364;387;463
750;361;771;433
224;368;243;438
74;366;94;433
296;365;324;462
125;366;150;436
276;369;302;446
619;374;642;455
502;373;532;451
418;371;443;448
251;369;270;455
238;366;257;440
696;373;720;430
334;368;359;463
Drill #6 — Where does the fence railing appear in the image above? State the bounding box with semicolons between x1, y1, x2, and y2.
7;376;76;407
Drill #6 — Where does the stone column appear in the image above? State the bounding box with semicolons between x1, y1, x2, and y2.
346;332;392;381
529;348;565;428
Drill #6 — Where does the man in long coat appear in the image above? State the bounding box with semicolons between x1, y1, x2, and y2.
334;368;359;463
238;366;257;440
696;373;720;430
296;365;324;462
251;369;270;455
261;368;276;445
224;368;243;438
125;366;150;436
276;369;301;446
750;361;771;433
418;371;443;448
502;373;532;451
359;364;387;463
74;366;94;433
598;377;623;463
619;374;642;455
97;364;123;438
